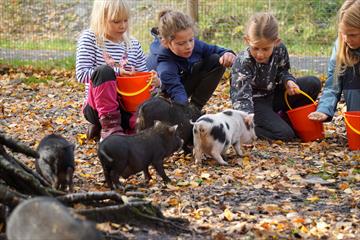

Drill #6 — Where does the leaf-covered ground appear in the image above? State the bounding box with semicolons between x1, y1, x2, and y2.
0;67;359;239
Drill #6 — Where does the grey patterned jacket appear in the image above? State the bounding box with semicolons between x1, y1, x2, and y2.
230;43;296;113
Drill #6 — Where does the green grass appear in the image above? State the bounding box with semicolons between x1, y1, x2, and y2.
196;0;340;55
0;38;76;51
0;56;75;71
23;75;53;84
0;0;342;69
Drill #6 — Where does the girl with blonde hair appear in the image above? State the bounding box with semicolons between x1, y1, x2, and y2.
76;0;159;141
231;12;321;140
309;0;360;121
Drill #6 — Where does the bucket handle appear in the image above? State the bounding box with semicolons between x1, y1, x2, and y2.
343;113;360;135
284;89;316;110
117;72;154;97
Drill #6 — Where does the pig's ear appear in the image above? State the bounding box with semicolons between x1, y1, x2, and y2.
169;124;178;133
244;113;254;131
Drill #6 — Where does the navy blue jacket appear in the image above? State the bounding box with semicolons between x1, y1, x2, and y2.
146;29;232;104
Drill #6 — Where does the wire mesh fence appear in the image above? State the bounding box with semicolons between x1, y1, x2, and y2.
0;0;344;73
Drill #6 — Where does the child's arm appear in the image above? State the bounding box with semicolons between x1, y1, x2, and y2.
314;42;342;120
276;44;296;87
230;56;255;113
75;31;97;84
157;62;188;105
198;39;236;67
132;40;148;72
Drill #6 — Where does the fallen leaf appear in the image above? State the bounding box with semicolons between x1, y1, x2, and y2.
223;208;234;221
306;196;320;203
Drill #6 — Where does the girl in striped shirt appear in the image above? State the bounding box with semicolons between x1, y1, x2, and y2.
76;0;159;141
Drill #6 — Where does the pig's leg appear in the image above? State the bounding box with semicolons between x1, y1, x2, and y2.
193;145;203;165
233;142;243;156
152;161;171;183
143;166;152;183
102;167;114;190
233;142;244;165
53;176;60;190
211;148;228;165
110;170;122;190
66;167;74;192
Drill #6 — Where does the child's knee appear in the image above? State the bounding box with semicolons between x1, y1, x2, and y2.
91;65;116;87
309;76;322;92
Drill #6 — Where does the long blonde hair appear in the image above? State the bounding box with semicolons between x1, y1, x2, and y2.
89;0;131;47
245;12;279;42
335;0;360;77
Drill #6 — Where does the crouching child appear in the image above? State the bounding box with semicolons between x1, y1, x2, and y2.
192;109;257;165
98;121;183;190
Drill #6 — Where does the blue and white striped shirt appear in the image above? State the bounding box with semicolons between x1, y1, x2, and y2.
76;29;147;95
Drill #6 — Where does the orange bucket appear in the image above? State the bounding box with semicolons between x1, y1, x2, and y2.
285;89;324;142
344;111;360;150
116;72;153;112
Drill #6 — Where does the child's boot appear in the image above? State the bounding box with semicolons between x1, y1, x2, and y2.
86;123;101;141
99;111;124;141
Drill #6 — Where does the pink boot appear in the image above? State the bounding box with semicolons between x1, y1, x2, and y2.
99;111;124;141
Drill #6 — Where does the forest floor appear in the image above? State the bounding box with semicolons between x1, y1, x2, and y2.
0;66;359;239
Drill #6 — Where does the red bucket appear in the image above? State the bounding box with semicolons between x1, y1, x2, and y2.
285;90;324;142
116;72;153;112
344;111;360;151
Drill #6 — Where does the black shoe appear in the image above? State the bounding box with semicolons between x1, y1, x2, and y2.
86;123;101;141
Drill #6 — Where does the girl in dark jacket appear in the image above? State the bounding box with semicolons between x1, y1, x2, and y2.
230;13;321;141
146;10;236;110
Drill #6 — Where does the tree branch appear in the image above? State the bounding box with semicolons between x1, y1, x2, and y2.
0;133;39;158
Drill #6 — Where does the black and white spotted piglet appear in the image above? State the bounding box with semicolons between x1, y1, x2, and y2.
191;109;257;165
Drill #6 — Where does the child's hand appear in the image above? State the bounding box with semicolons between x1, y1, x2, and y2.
149;70;161;88
219;52;236;68
286;80;300;95
118;67;134;76
308;112;328;121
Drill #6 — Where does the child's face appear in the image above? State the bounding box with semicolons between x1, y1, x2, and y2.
340;23;360;49
245;37;279;64
166;28;195;58
105;18;129;42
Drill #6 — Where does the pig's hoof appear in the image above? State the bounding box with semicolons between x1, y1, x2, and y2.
163;177;171;183
218;161;229;166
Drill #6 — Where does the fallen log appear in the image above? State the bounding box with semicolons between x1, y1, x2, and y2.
0;155;62;196
0;132;193;238
76;201;191;235
0;133;39;158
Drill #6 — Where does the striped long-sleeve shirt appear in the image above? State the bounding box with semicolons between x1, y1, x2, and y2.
76;29;147;97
